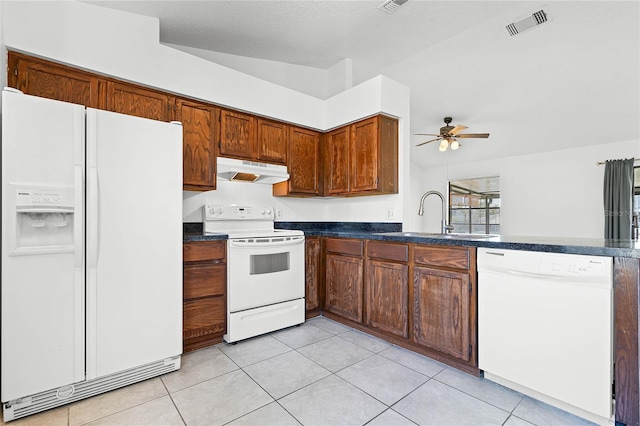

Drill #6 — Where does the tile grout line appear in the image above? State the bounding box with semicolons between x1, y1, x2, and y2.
429;374;522;419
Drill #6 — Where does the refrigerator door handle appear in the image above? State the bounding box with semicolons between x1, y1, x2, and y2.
88;167;99;268
86;166;98;379
73;164;83;269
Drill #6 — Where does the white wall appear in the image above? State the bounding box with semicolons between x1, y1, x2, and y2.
413;139;640;238
0;1;6;96
165;43;332;100
168;45;355;101
1;1;410;225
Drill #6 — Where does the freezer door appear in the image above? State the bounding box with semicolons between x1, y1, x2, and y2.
85;109;183;379
1;89;85;401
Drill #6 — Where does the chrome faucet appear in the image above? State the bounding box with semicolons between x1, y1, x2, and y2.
418;190;454;234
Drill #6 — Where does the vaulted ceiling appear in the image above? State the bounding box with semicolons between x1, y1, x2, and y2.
83;1;639;168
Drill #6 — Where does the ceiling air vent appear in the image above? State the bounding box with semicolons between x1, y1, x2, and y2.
506;9;549;37
377;0;409;14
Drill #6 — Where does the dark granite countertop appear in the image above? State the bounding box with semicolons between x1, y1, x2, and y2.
183;222;640;258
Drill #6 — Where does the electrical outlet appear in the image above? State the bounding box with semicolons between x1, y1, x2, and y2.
387;208;394;219
275;208;282;219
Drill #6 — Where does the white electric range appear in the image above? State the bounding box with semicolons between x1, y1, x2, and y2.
203;204;305;342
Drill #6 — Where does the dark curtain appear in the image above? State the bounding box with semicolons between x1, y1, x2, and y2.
603;158;634;239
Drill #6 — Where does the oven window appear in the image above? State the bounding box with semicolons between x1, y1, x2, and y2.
250;252;290;275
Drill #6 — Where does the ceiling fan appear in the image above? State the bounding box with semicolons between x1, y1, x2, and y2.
416;117;489;151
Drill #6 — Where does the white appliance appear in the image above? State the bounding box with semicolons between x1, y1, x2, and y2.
478;248;613;425
216;156;289;184
203;204;305;342
1;89;183;421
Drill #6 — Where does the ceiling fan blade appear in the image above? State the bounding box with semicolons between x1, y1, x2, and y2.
449;125;468;135
416;137;442;146
456;133;490;138
414;133;441;136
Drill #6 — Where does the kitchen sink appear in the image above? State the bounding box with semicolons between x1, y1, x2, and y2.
375;232;497;240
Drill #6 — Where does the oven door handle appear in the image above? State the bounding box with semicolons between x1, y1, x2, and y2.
228;236;305;248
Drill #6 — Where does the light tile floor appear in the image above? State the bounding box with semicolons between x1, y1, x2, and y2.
1;316;598;426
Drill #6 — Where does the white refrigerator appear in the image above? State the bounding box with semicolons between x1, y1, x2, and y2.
1;88;183;421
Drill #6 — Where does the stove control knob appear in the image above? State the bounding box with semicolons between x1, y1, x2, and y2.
266;208;273;215
216;207;223;215
260;208;266;215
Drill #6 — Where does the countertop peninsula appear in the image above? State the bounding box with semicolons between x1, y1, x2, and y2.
183;222;640;258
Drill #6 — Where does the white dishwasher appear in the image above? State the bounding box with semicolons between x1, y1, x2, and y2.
478;248;613;425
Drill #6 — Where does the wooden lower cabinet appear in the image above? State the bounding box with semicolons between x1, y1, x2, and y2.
365;241;409;338
614;257;640;426
324;238;364;323
410;244;477;371
412;266;470;361
305;236;322;318
183;241;227;352
320;238;478;375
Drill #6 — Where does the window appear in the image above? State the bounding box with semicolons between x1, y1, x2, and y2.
449;176;500;235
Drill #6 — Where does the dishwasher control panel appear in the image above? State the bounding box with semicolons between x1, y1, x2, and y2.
539;253;610;278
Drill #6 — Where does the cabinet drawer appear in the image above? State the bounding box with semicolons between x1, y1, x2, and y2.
367;241;408;263
183;297;225;340
184;241;226;262
184;264;226;299
413;245;470;270
325;238;363;256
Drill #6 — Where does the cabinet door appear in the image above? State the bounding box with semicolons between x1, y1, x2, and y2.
183;297;225;346
412;266;471;361
105;81;170;121
175;98;216;190
365;259;408;338
219;109;255;159
325;253;363;323
350;117;379;193
9;52;99;107
286;126;321;195
256;118;287;164
377;116;399;194
324;126;350;195
305;236;321;314
183;264;226;300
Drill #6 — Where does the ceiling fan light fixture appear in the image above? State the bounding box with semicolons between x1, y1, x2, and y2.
450;139;460;150
438;139;449;152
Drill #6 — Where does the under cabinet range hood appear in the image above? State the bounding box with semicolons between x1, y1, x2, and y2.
216;156;289;184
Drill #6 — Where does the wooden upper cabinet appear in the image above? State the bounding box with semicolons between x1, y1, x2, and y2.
104;81;171;121
9;51;99;108
218;112;288;164
274;126;321;197
323;115;398;196
350;117;378;193
219;109;255;159
377;115;399;194
256;119;288;164
175;98;216;191
324;126;350;195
